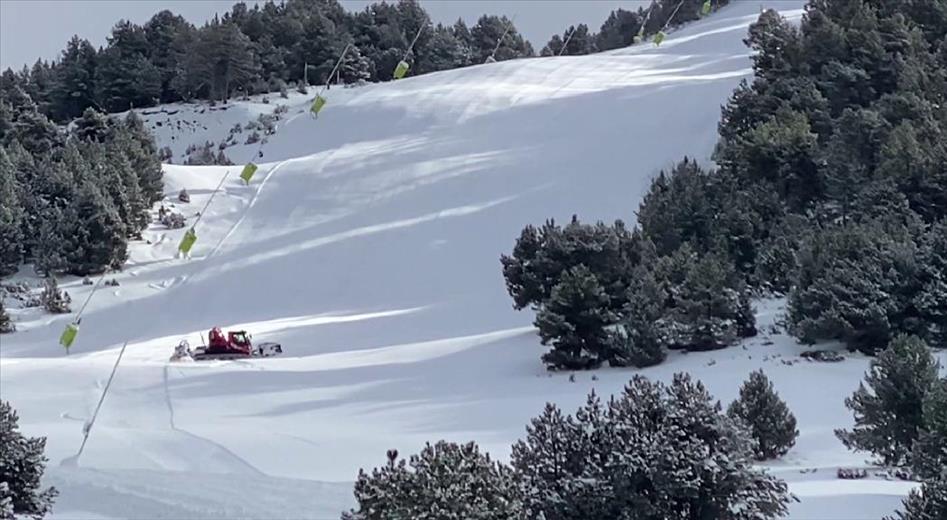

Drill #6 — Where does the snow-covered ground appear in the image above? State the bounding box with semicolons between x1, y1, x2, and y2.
2;2;942;518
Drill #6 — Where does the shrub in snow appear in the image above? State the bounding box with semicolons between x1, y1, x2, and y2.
0;300;13;333
727;369;798;460
511;374;793;520
534;265;618;370
214;150;233;166
178;188;190;203
40;278;70;314
911;377;947;480
0;401;57;519
245;131;261;145
157;146;173;162
885;475;947;520
836;334;940;466
341;440;522;520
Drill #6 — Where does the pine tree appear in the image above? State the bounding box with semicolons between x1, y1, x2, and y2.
788;220;924;354
470;15;533;63
542;24;595;57
534;265;617;370
655;246;757;351
836;335;940;466
143;10;192;102
339;45;372;84
342;440;523;520
418;25;469;73
50;36;98;121
510;395;605;520
0;300;14;333
511;374;793;520
596;8;643;51
65;178;127;275
72;107;115;143
95;21;162;112
608;267;667;367
0;146;23;275
727;370;799;460
0;401;57;519
118;111;163;204
911;378;947;480
885;475;947;520
916;221;947;348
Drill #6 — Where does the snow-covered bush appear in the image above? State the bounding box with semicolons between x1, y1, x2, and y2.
836;334;940;466
245;131;261;145
727;369;798;460
40;278;70;314
0;401;57;519
0;300;13;333
341;440;522;519
511;374;793;519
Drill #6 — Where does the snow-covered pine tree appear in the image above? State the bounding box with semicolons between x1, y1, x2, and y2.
341;440;522;520
836;334;940;466
654;245;756;351
916;221;947;348
911;377;947;480
0;401;57;519
0;146;24;275
884;474;947;520
512;374;792;519
339;46;372;84
534;265;618;370
72;107;115;143
0;300;14;333
727;369;798;460
119;111;164;204
64;178;128;275
608;266;667;367
511;393;613;519
40;277;71;314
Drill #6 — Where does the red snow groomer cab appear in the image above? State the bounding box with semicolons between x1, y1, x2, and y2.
171;327;283;361
207;327;252;356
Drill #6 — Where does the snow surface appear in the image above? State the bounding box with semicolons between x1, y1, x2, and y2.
3;2;943;518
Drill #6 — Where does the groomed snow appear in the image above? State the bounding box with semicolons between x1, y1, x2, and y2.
3;1;942;518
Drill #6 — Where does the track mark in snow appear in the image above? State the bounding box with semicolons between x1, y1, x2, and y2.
206;159;289;259
161;365;265;476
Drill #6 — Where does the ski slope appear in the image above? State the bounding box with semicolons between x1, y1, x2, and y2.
3;2;940;518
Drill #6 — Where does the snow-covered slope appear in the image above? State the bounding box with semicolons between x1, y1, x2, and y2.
3;2;940;518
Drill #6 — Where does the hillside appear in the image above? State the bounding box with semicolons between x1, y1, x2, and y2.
2;1;940;518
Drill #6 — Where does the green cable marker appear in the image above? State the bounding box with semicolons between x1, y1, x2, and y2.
701;0;712;15
654;31;666;46
311;95;327;116
178;228;197;255
240;162;258;184
393;60;410;80
60;322;79;349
